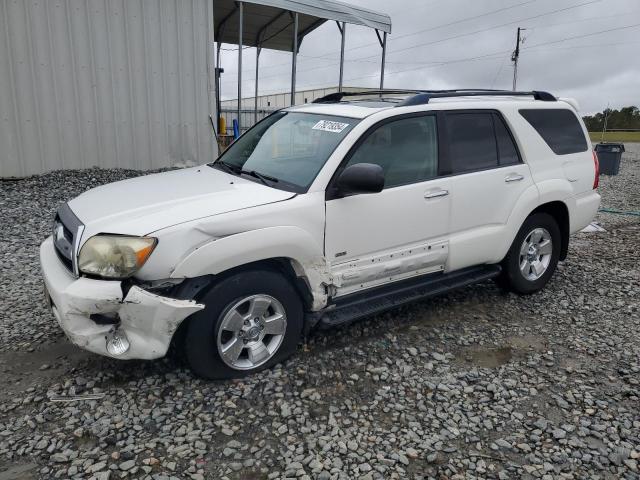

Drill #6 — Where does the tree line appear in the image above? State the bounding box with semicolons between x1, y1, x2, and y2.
583;106;640;131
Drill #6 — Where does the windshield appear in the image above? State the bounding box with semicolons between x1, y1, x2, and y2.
212;112;359;192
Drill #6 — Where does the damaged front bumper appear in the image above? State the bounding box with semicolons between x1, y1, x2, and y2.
40;237;204;360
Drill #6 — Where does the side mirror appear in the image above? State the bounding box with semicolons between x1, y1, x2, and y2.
336;163;384;197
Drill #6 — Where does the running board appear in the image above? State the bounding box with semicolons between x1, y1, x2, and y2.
312;265;502;329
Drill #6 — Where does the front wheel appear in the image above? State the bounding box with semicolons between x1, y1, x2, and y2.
184;269;303;379
498;213;561;294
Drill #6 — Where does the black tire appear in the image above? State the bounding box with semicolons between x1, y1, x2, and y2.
498;213;561;294
184;269;303;379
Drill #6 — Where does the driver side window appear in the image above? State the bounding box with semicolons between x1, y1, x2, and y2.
345;115;438;189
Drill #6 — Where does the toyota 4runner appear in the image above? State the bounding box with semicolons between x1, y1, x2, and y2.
40;89;601;379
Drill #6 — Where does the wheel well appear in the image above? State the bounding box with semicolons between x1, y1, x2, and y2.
173;258;315;311
530;201;570;260
245;258;315;311
166;258;315;360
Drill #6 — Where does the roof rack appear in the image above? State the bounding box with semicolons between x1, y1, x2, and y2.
312;89;556;105
312;90;421;103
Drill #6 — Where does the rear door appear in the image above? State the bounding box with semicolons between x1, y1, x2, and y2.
443;110;535;270
324;113;451;297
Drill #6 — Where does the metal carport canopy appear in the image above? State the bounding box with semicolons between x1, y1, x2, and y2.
214;0;391;50
213;0;392;130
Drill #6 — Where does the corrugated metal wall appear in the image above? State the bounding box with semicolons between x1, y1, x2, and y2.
0;0;215;178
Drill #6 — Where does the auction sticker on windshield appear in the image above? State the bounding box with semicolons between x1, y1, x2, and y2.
312;120;350;133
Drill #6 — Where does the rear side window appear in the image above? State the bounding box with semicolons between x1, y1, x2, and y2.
493;114;520;166
519;108;588;155
446;113;497;173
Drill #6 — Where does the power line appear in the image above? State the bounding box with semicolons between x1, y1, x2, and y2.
222;0;602;85
525;40;640;52
219;0;540;75
357;0;602;60
522;11;636;30
306;0;539;61
522;22;640;49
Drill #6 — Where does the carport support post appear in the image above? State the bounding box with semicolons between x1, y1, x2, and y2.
254;46;261;124
216;42;222;131
290;12;298;106
380;31;387;90
338;22;346;92
237;1;243;132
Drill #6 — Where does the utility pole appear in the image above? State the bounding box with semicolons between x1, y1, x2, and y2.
511;27;522;91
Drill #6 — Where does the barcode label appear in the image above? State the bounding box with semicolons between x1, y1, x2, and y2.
312;120;350;133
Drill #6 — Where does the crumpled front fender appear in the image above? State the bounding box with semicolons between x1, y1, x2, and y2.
41;237;204;360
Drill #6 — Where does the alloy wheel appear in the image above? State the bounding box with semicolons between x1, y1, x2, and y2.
518;227;553;281
216;294;287;370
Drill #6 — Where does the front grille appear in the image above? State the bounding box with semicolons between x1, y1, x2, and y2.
53;204;84;274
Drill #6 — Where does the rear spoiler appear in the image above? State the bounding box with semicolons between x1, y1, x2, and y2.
559;97;580;112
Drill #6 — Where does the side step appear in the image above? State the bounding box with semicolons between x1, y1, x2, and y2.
315;265;502;329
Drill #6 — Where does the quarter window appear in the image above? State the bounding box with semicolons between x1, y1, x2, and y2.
446;113;498;173
493;113;520;166
344;115;438;189
519;108;588;155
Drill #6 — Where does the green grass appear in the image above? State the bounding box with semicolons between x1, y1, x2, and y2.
589;131;640;143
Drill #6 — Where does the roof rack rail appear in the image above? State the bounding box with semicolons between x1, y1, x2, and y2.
312;89;556;105
312;90;421;104
395;90;556;106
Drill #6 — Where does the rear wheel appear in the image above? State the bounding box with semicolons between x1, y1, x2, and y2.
499;213;561;294
185;269;303;379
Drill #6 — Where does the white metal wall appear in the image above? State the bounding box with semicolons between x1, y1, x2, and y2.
220;86;368;109
0;0;215;178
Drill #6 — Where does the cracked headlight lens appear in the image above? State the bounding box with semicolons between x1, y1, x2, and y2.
78;235;157;279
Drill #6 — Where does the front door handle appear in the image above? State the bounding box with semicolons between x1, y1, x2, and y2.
424;189;449;199
505;173;525;183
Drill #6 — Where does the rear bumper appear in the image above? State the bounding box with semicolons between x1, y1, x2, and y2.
40;236;203;360
569;190;601;233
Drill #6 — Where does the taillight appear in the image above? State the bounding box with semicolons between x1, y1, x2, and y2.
592;150;599;189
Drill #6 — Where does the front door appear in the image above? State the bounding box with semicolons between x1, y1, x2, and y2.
325;113;451;297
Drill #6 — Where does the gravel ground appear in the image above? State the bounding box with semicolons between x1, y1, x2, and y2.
0;145;638;480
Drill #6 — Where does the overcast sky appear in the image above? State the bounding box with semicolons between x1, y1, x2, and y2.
217;0;639;114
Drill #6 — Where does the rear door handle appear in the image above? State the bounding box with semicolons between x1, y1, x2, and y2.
505;173;524;183
424;189;449;199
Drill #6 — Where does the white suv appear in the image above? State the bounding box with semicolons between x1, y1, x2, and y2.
40;89;601;379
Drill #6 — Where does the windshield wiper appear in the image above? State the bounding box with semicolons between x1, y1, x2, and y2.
212;160;279;186
243;170;279;186
214;160;241;174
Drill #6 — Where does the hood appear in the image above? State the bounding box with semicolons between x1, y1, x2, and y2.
68;166;295;238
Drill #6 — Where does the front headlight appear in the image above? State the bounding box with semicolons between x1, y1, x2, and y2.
78;235;157;279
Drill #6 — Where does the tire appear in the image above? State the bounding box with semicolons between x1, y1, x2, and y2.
184;269;303;379
498;213;561;294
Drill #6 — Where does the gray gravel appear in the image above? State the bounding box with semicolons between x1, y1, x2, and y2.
1;145;639;480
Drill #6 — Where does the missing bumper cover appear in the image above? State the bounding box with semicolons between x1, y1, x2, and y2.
89;312;120;325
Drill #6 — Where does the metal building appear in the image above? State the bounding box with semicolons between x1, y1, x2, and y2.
0;0;216;178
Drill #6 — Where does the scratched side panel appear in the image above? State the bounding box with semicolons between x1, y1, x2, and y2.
331;240;449;297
